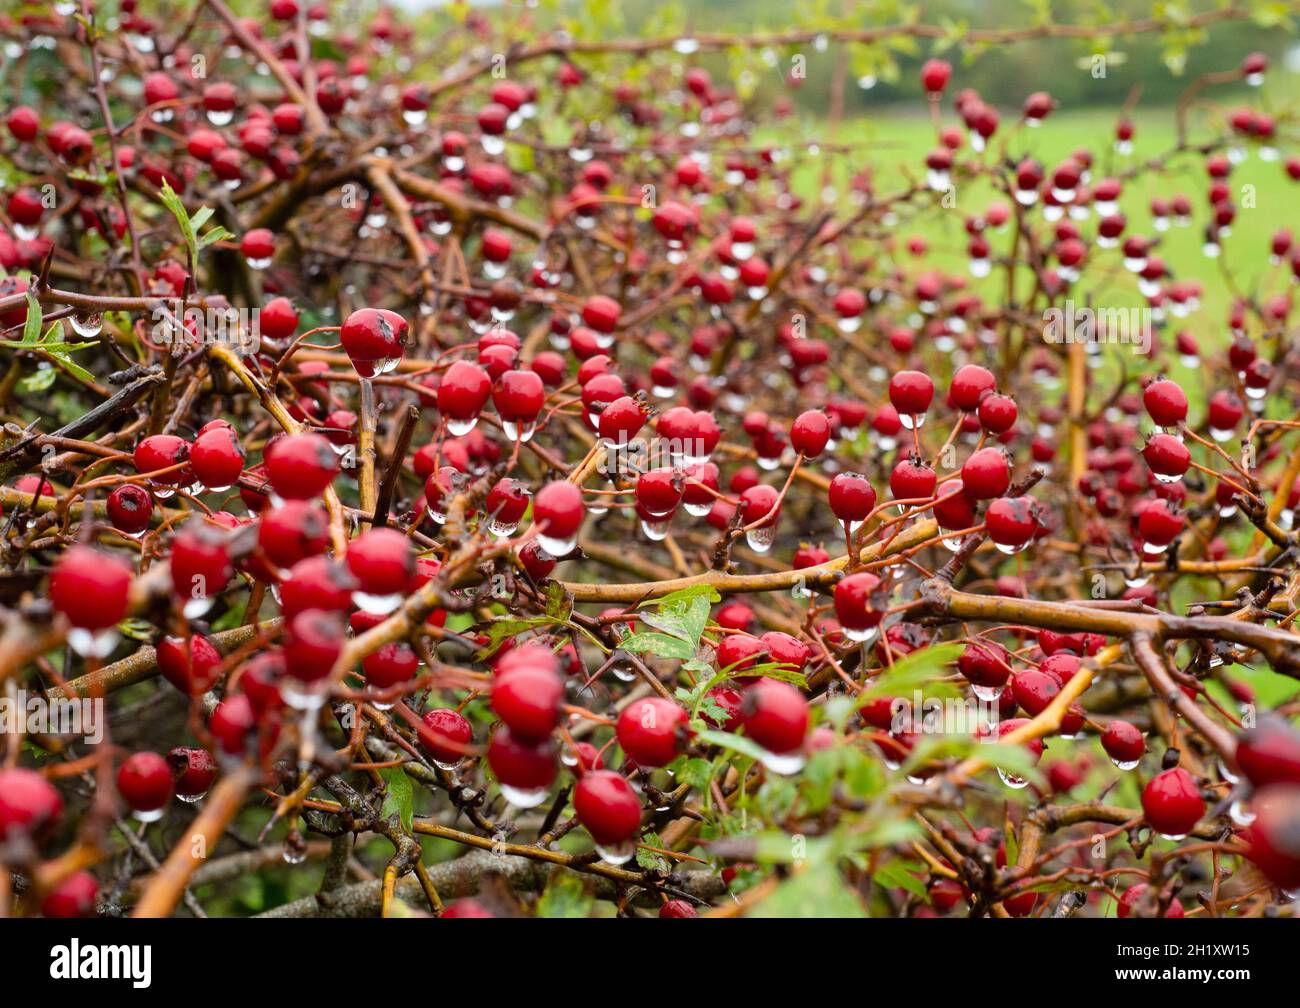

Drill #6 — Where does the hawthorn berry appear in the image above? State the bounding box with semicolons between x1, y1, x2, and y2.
573;770;643;859
616;697;688;768
0;767;63;843
420;708;473;768
1141;763;1205;839
117;751;174;821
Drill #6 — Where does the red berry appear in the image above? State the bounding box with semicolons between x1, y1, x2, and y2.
890;455;937;502
790;410;831;457
660;899;699;918
1010;669;1060;716
985;496;1038;550
419;708;473;766
190;425;245;491
168;747;218;801
977;394;1017;434
961;447;1011;500
259;500;329;569
363;642;420;693
340;307;408;377
50;545;132;630
117;751;173;818
573;769;643;846
1142;434;1190;481
950;364;995;412
828;472;877;524
920;59;951;94
157;633;223;696
1235;717;1300;789
957;641;1012;690
346;527;414;601
533;480;585;553
170;522;233;605
492;369;546;428
265;433;340;500
107;484;154;536
134;433;191;485
1143;378;1188;427
581;294;621;334
41;871;99;918
1141;765;1205;837
1101;720;1144;767
1245;784;1300;889
437;360;493;427
284;609;346;688
888;370;934;418
741;680;809;756
487;726;558;794
240;228;276;263
616;698;688;767
834;571;885;636
0;767;62;842
492;657;564;743
259;297;299;342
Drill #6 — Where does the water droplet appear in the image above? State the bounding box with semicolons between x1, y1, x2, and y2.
501;420;537;442
1111;757;1140;771
971;683;1003;702
282;680;327;711
446;416;478;436
247;256;271;270
997;768;1029;789
68;627;119;659
1229;799;1255;826
641;518;671;542
403;108;428;126
746;525;776;553
133;807;165;823
176;790;208;805
537;534;576;557
500;784;550;809
481;135;506;156
183;597;213;620
898;411;926;431
354;591;402;615
595;840;636;865
843;625;878;644
207;109;234;127
760;748;806;775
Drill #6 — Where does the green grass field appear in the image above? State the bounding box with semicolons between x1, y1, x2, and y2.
773;106;1289;345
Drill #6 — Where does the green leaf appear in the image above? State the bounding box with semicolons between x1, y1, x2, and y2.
474;617;549;659
156;180;228;264
22;289;41;344
542;580;573;622
873;860;928;899
675;757;714;790
751;860;867;918
378;766;414;834
619;630;697;660
636;831;669;873
859;642;964;699
694;727;770;763
17;365;55;393
536;871;594;918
